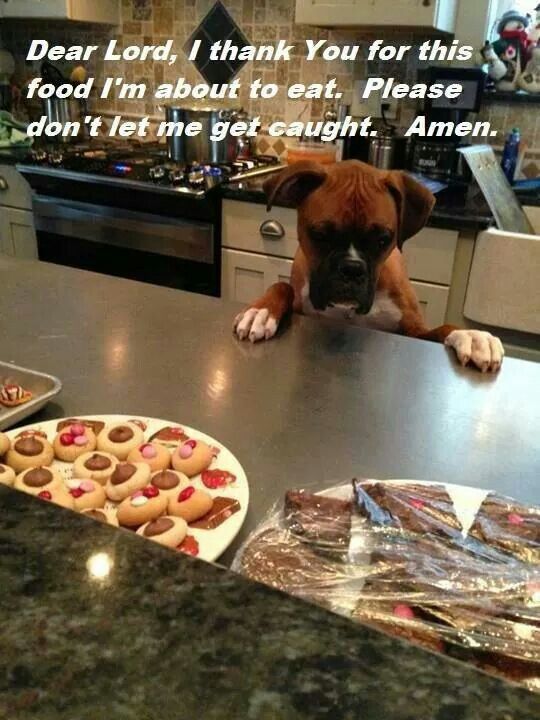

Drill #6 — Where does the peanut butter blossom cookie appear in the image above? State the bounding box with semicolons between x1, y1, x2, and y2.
6;436;54;474
97;421;145;460
150;469;189;498
14;466;61;496
81;508;119;526
73;451;118;485
0;432;10;457
136;516;188;548
53;423;97;462
0;464;15;486
105;461;151;502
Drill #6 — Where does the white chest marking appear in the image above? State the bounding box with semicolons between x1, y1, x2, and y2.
300;283;403;332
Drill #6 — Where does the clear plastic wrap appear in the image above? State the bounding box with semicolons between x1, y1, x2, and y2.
232;480;540;691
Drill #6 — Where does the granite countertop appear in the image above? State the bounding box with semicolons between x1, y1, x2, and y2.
222;176;495;231
2;485;540;720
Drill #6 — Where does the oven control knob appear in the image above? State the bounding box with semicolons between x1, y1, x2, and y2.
149;165;166;181
168;169;184;185
49;151;64;166
31;149;47;163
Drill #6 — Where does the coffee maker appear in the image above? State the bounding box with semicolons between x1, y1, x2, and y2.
410;67;485;185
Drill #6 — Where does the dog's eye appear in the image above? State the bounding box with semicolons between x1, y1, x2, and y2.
377;231;393;250
309;223;333;244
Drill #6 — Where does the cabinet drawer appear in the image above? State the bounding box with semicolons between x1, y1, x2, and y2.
0;166;33;210
411;280;449;328
403;227;458;285
222;199;298;260
222;248;293;304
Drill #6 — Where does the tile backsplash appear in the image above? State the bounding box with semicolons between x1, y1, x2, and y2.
2;0;540;167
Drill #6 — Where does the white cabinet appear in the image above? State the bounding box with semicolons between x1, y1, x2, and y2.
296;0;458;32
222;249;293;305
1;0;119;23
411;280;449;328
0;166;37;259
0;207;37;259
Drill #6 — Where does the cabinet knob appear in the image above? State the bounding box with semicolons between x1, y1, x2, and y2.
0;177;8;191
259;219;285;240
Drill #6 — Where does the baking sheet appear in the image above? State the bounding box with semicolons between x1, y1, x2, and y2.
0;361;62;431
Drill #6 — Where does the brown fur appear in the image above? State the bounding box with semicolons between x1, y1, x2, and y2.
244;161;457;343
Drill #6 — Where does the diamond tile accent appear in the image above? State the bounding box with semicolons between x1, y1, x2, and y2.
183;1;251;85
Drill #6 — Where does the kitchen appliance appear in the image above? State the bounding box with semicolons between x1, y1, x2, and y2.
40;61;84;143
410;67;485;184
164;105;244;164
18;141;282;296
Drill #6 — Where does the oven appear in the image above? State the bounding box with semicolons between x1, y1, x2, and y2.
18;166;222;297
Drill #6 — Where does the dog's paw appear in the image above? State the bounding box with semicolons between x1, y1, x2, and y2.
444;329;504;373
233;307;278;343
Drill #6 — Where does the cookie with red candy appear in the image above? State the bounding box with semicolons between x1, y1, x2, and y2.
167;485;213;523
127;442;171;472
14;466;61;496
66;478;106;511
136;515;187;548
36;486;75;510
6;436;54;474
116;485;167;528
53;423;97;462
171;438;213;478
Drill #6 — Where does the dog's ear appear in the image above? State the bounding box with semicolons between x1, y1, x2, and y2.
385;171;435;250
263;161;327;211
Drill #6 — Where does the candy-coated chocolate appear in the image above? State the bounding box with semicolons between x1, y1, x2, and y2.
38;491;52;500
131;495;148;507
73;435;89;447
508;513;524;525
179;443;194;459
178;486;195;502
60;433;74;447
143;485;159;499
70;424;85;437
140;444;157;459
393;604;415;620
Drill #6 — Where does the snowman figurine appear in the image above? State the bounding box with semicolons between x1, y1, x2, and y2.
497;9;533;65
518;44;540;92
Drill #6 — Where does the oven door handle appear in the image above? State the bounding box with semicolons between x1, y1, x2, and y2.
32;196;214;264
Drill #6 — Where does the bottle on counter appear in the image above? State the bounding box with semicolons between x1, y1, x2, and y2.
501;127;521;184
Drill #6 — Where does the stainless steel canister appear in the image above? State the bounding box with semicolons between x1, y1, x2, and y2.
164;105;240;164
42;97;83;144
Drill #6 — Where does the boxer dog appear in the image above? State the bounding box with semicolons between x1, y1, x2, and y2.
233;160;504;372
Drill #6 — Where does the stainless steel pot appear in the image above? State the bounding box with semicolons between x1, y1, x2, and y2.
164;105;241;164
42;96;83;144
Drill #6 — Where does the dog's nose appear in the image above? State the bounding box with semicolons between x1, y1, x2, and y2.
339;258;367;279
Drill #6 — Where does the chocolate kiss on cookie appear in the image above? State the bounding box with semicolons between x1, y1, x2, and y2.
105;462;150;502
136;515;187;548
73;451;118;485
7;436;54;473
97;422;144;460
14;466;61;496
150;469;189;497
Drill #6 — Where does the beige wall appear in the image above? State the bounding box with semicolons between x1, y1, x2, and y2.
3;0;539;161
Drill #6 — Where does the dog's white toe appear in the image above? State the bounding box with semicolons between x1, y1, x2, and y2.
445;329;504;372
234;307;278;342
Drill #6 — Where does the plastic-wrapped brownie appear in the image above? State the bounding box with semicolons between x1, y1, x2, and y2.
283;489;352;550
468;493;540;564
353;480;463;538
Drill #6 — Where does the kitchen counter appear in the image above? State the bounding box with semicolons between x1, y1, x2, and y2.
1;257;540;717
1;256;539;560
221;176;496;231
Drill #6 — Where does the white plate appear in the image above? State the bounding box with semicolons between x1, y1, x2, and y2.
5;414;249;563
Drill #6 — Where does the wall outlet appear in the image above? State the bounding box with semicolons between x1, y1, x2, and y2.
350;80;399;120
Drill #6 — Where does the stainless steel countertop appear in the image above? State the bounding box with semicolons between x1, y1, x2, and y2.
1;256;539;564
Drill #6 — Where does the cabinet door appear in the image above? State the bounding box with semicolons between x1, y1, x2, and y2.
222;249;292;304
2;0;119;22
296;0;456;31
411;280;449;328
2;1;69;18
0;207;37;259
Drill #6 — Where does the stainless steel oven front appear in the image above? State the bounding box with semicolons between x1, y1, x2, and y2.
32;195;220;296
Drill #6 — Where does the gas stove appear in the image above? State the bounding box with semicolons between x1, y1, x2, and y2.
20;141;283;197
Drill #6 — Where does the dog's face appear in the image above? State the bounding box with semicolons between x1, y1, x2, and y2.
263;160;435;315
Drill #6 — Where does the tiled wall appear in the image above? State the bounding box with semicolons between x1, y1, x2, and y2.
3;0;540;168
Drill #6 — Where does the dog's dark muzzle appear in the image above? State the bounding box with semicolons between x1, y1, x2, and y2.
309;253;376;314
